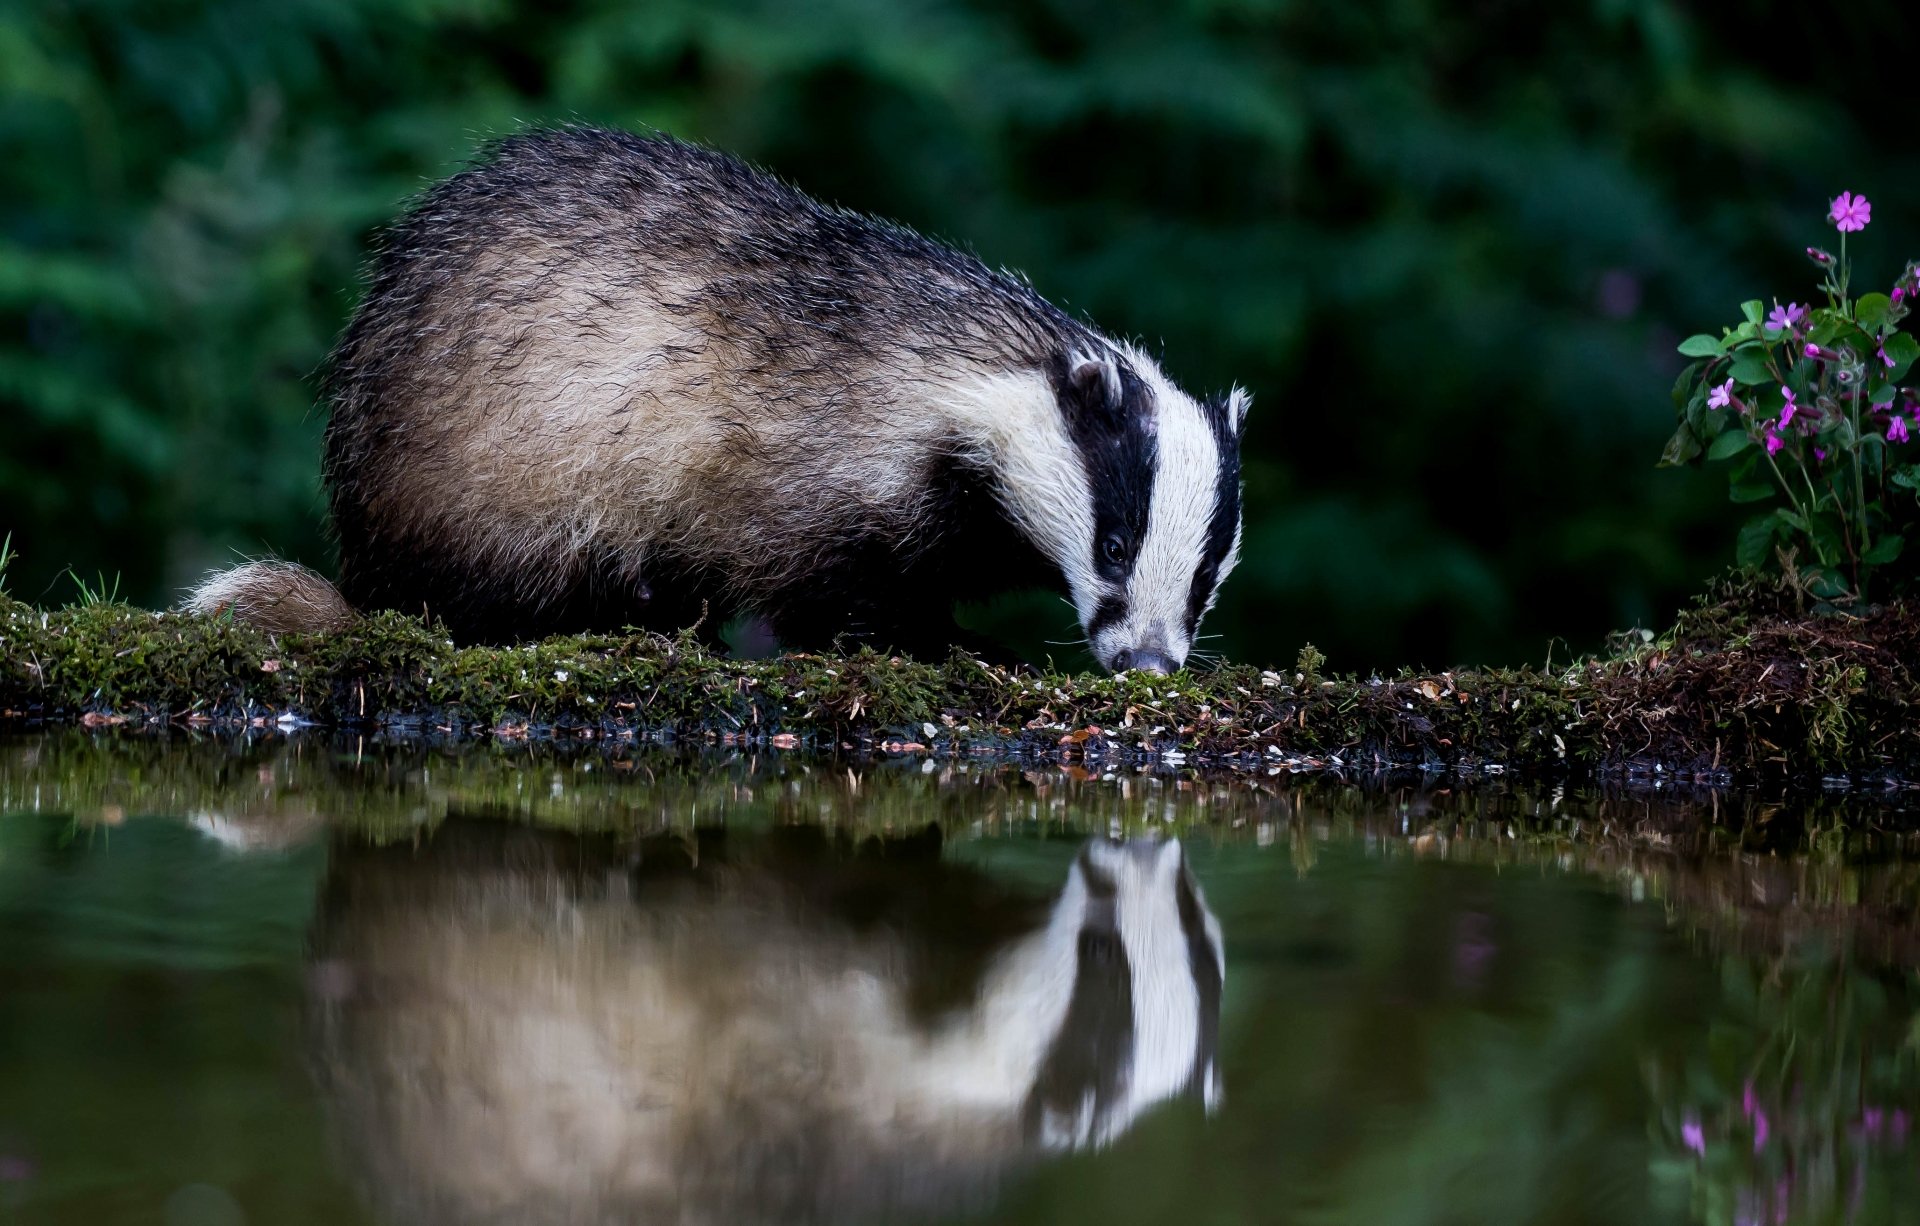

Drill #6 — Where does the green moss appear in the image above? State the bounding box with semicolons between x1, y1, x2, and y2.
2;576;1917;780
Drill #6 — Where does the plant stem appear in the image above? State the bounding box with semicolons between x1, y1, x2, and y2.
1853;386;1870;566
1832;255;1872;574
1764;448;1812;540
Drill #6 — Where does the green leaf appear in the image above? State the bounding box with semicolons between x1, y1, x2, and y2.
1728;348;1773;386
1670;359;1705;411
1883;331;1919;380
1893;465;1920;492
1736;511;1781;569
1863;535;1905;564
1677;334;1722;358
1728;479;1775;503
1809;311;1850;345
1706;428;1754;461
1657;425;1703;468
1684;386;1711;435
1856;293;1893;331
1741;299;1767;326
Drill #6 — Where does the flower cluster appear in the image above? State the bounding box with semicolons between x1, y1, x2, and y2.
1663;192;1920;599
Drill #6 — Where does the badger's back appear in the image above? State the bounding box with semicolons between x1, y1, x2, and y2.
326;129;1088;639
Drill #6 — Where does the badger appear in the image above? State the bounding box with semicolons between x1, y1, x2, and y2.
187;128;1247;673
305;824;1225;1225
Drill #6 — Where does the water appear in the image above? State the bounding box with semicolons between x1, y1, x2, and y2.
2;734;1917;1226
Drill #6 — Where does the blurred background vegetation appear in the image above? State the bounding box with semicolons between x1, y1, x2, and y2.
4;0;1916;671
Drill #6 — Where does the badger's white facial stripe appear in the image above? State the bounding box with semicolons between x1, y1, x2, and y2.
932;369;1103;625
1121;373;1215;663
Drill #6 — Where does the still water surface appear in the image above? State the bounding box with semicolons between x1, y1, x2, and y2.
2;734;1917;1225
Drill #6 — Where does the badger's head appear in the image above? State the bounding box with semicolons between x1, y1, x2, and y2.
1042;346;1246;675
1023;835;1225;1150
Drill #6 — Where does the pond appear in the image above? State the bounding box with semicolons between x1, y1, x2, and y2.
1;733;1917;1226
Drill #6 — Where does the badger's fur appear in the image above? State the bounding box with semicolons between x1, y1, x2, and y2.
306;825;1225;1225
184;559;355;635
188;129;1247;672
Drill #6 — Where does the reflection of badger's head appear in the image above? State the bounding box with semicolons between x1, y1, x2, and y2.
1024;836;1225;1150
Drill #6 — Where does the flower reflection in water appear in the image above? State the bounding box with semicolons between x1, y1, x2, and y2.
1651;947;1920;1225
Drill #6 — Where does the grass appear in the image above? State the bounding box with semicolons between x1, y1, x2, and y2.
0;574;1915;781
63;567;122;608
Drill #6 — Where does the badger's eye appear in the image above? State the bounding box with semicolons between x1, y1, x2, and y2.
1100;533;1127;568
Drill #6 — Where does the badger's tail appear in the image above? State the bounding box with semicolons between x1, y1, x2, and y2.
182;560;357;634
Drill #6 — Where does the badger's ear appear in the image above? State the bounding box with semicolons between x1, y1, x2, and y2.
1063;353;1123;418
1226;387;1252;434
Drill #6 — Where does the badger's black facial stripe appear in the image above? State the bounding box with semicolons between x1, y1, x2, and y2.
1050;351;1157;588
1087;595;1127;640
1022;850;1135;1144
1078;849;1119;900
1185;391;1244;635
1176;866;1223;1100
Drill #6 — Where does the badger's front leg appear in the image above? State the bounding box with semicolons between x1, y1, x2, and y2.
767;589;1009;666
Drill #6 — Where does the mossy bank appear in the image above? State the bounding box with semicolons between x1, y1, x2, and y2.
1;579;1915;783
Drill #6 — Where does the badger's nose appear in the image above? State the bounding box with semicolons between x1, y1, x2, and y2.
1111;648;1176;676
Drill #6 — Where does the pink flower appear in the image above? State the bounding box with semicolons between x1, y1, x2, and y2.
1804;342;1823;359
1896;287;1907;305
1708;378;1734;409
1766;302;1806;331
1830;191;1872;233
1778;387;1797;428
1893;415;1911;444
1807;247;1835;267
1880;343;1896;369
1766;431;1785;456
1814;447;1828;462
1682;1115;1706;1156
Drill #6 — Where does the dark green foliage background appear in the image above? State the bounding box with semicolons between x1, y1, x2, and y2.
4;0;1915;670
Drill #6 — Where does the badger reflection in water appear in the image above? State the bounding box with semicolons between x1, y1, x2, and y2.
305;823;1224;1225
